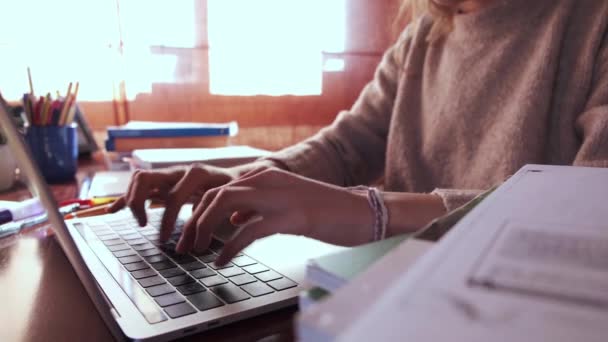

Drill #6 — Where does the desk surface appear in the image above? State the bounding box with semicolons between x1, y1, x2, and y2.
0;155;296;342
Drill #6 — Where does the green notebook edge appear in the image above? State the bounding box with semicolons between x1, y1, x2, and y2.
308;234;410;285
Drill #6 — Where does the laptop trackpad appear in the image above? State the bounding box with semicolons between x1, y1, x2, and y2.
212;218;345;281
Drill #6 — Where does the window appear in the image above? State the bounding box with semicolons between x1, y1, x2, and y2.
208;0;345;96
118;0;200;96
0;0;346;101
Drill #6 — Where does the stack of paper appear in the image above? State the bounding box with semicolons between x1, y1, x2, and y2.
131;146;271;170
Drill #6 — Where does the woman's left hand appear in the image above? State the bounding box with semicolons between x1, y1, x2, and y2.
176;168;373;265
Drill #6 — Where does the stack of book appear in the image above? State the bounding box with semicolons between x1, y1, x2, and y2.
299;235;433;311
105;121;238;152
298;238;433;341
300;235;410;310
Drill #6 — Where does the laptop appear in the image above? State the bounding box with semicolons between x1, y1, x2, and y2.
336;164;608;341
0;100;343;341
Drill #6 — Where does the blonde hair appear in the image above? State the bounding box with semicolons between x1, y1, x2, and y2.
395;0;467;41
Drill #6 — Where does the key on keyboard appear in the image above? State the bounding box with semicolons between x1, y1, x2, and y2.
155;292;186;307
187;292;224;311
164;302;197;318
176;282;206;296
139;276;166;288
241;282;274;297
212;283;250;303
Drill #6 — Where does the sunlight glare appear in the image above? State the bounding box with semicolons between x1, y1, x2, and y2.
208;0;345;96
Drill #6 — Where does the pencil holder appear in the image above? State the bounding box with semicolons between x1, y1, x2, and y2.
25;124;78;183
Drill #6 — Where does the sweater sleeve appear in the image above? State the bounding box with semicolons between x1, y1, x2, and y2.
434;29;608;212
430;188;485;212
264;27;414;186
574;30;608;168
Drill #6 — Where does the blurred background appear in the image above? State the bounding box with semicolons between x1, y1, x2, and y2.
0;0;404;150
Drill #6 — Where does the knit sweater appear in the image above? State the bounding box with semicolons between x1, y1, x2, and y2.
269;0;608;211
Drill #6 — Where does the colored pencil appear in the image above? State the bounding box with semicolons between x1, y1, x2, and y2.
63;203;114;219
64;82;79;125
20;75;81;126
27;67;35;96
58;82;73;125
34;96;43;125
44;93;52;125
22;94;32;124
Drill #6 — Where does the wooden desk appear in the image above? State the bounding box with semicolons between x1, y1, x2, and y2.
0;155;296;342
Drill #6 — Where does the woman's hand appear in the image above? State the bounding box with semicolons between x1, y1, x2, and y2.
107;160;283;241
107;164;234;240
176;168;374;265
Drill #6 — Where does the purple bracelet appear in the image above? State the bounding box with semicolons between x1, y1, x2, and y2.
349;186;389;241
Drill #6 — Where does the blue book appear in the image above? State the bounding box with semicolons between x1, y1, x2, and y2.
105;121;238;152
106;121;238;139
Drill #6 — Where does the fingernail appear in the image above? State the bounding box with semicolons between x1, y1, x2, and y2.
176;239;184;253
160;233;169;242
195;244;211;256
215;255;228;266
231;215;244;225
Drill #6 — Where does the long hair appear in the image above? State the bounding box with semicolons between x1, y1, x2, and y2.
395;0;468;41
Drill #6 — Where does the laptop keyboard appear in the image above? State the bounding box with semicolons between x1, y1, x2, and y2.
79;211;297;323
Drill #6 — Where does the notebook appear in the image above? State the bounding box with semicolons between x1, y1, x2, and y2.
297;238;433;341
305;234;409;292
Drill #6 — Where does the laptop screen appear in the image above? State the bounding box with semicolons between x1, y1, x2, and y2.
0;96;118;333
0;97;71;244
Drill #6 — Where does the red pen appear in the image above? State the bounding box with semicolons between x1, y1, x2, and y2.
59;199;94;207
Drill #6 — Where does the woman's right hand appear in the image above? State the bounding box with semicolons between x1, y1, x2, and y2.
107;164;236;241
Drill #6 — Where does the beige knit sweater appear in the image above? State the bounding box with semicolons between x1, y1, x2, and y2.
269;0;608;211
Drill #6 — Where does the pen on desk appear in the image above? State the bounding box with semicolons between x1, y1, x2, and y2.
0;198;45;225
0;202;80;239
64;203;114;219
0;202;83;239
60;203;82;215
0;222;23;239
78;175;93;200
59;196;118;208
0;212;49;239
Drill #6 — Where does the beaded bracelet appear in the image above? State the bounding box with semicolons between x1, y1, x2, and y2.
349;186;389;241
